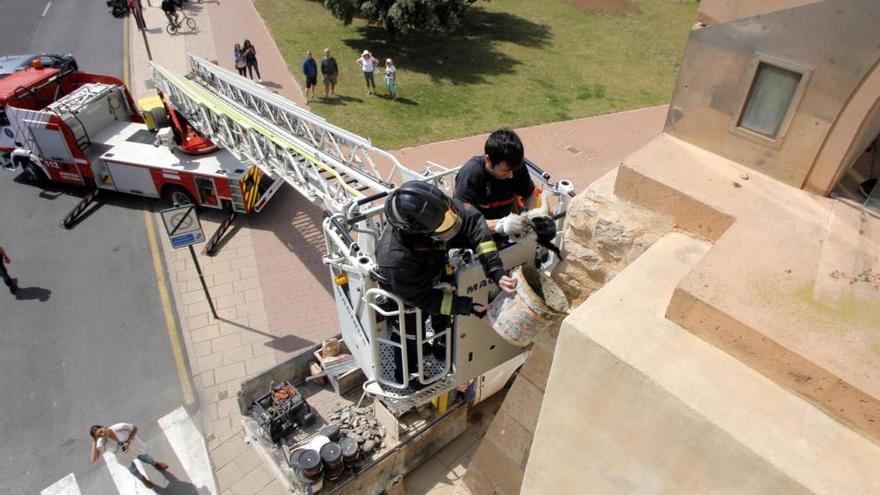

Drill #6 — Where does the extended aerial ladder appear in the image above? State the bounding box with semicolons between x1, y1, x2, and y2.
152;55;575;410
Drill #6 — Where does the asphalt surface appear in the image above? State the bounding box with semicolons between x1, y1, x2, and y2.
0;1;196;492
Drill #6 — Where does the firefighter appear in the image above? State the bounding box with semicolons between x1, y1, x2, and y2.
376;181;517;383
454;128;539;237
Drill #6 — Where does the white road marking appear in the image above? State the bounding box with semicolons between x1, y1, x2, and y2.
158;407;218;495
103;452;153;495
41;473;82;495
42;1;52;17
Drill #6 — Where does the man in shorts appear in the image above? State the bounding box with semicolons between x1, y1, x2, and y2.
321;48;339;98
302;50;318;101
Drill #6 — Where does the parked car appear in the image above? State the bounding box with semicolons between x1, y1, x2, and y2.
0;53;78;78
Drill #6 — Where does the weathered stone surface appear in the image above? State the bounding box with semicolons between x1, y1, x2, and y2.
552;260;591;301
561;239;604;273
627;232;660;264
565;196;599;236
594;209;638;260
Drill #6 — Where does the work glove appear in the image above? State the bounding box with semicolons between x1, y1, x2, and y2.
495;213;528;237
470;303;489;318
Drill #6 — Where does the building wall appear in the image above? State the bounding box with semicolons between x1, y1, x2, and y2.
665;0;880;189
698;0;824;23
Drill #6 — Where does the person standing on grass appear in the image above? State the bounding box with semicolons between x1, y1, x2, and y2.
90;423;169;489
234;43;247;77
0;246;18;295
243;39;262;82
302;50;318;101
384;58;398;101
356;50;378;95
321;48;339;99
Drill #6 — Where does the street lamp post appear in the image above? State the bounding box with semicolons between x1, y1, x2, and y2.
133;0;153;62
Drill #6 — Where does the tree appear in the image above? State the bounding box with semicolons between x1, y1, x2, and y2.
318;0;478;36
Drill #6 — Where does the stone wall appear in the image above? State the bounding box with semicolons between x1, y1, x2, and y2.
459;169;676;494
554;170;676;306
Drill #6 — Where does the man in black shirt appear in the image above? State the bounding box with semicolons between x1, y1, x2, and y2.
454;129;538;236
320;48;339;99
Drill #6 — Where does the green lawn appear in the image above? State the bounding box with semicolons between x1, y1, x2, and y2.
253;0;697;149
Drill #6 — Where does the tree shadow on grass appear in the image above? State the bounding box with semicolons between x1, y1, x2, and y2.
343;7;552;85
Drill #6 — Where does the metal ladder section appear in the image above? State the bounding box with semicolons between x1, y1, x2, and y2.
152;63;381;214
185;55;426;190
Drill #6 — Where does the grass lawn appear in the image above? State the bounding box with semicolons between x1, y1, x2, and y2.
253;0;698;150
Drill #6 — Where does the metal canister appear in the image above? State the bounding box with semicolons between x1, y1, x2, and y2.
319;424;341;442
298;449;323;481
340;436;358;466
320;442;344;481
288;448;305;469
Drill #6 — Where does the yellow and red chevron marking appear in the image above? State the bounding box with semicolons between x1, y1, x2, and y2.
241;166;263;213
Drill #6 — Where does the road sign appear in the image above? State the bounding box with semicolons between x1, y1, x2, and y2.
160;204;205;249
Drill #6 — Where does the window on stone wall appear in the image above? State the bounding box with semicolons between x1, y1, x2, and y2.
738;62;803;138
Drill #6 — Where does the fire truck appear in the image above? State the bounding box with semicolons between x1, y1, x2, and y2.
1;62;280;238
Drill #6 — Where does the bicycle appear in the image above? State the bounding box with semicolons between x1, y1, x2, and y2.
165;11;197;35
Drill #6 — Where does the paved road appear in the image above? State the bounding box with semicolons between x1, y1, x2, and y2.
0;1;205;493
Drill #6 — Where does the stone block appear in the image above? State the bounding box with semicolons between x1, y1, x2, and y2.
465;438;523;495
564;195;599;236
518;340;554;392
245;353;276;375
222;344;254;365
190;324;220;343
212;334;243;354
500;377;544;434
485;411;533;469
197;353;224;374
214;362;247;384
229;465;271;495
593;208;636;260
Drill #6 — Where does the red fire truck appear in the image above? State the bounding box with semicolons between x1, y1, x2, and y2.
1;65;277;225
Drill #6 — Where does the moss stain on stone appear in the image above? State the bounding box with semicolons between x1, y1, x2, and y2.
792;280;880;328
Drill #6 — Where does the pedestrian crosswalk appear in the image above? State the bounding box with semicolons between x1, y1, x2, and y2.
41;407;218;495
41;474;82;495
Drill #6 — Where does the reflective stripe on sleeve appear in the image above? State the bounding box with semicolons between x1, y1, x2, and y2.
440;290;453;316
475;240;498;256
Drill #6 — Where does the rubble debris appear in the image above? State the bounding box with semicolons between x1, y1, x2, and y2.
324;404;388;472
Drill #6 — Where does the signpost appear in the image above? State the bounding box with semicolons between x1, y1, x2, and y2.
161;204;217;319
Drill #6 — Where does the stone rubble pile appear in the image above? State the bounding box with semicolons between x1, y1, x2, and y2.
330;405;387;457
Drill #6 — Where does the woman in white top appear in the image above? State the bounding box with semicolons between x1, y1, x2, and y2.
356;50;379;95
384;58;398;101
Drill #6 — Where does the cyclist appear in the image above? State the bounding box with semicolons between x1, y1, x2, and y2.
161;0;179;26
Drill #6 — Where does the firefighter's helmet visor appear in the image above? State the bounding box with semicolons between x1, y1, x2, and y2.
431;209;462;241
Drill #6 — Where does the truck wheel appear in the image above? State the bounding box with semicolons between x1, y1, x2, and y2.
163;185;195;207
22;161;49;186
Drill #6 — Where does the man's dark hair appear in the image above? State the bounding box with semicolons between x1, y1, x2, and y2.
484;128;524;171
90;425;103;439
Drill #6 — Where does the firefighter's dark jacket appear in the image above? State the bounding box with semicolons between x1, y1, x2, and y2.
376;200;504;316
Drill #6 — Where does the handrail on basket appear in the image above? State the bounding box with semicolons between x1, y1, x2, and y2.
365;288;453;390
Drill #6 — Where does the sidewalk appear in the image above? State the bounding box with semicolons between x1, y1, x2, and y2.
129;3;313;494
127;3;666;493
